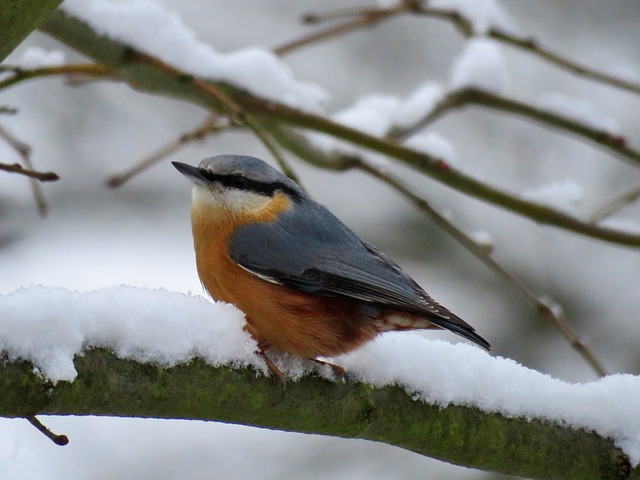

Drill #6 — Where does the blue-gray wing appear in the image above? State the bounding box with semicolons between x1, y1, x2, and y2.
229;201;490;350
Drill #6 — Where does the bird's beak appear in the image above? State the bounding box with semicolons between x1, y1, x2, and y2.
172;161;209;186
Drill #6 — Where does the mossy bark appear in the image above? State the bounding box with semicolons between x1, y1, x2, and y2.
0;0;64;61
0;349;635;480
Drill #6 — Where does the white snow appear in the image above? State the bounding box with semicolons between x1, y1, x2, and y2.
0;286;261;383
338;335;640;465
430;0;518;35
307;83;445;157
598;217;640;234
60;0;327;111
468;229;494;251
1;286;639;464
392;83;445;129
404;132;456;164
449;38;509;94
521;179;584;214
13;47;66;69
330;84;445;137
536;92;620;134
332;95;401;138
607;64;640;84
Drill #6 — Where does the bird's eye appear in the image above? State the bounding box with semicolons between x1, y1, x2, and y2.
230;175;248;190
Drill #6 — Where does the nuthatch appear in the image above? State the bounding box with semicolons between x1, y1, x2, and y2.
173;155;490;378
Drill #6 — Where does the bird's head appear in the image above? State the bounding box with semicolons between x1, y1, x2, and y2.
173;155;303;217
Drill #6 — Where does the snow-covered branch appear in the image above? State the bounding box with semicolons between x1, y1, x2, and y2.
1;287;638;480
284;2;640;97
35;8;640;247
394;87;639;168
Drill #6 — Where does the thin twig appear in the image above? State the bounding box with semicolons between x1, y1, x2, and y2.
0;161;59;181
388;87;640;168
35;24;639;246
274;7;401;56
130;51;304;188
356;158;608;378
0;125;53;215
0;63;111;92
25;415;69;446
0;106;18;115
486;30;640;96
589;185;640;223
106;116;226;188
287;3;640;96
191;77;302;186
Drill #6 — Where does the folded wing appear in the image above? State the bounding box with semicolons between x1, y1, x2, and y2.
230;201;490;350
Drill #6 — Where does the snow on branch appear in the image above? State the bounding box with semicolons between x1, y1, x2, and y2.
36;7;640;247
61;0;326;112
0;286;261;383
1;286;640;476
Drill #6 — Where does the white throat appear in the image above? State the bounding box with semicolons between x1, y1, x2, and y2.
191;184;272;216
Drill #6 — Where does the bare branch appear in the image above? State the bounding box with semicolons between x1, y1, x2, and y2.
288;2;640;96
38;10;640;248
487;29;640;96
0;106;18;115
274;5;402;56
0;63;110;92
25;415;69;446
0;161;60;182
589;185;640;223
0;125;58;215
389;87;640;168
129;51;304;188
106;115;227;188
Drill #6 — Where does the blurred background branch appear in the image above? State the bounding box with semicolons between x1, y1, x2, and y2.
35;10;640;248
0;124;56;215
282;2;640;96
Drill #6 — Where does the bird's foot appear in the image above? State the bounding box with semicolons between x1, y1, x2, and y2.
311;358;348;382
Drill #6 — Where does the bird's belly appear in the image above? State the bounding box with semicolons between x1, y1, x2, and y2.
191;208;379;358
197;253;378;358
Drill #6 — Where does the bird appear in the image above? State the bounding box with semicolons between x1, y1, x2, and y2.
173;155;490;379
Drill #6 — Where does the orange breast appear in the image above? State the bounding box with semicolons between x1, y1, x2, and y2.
191;192;379;358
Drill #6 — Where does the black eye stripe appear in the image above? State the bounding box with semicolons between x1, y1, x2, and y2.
199;170;300;199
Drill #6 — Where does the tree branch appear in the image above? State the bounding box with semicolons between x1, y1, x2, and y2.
0;160;59;181
36;10;640;247
589;185;640;223
0;349;634;480
0;63;111;92
0;0;64;61
0;125;56;215
390;87;639;168
106;115;227;188
288;3;640;97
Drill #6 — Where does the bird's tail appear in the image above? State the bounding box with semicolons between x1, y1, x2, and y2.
426;315;491;351
376;311;491;350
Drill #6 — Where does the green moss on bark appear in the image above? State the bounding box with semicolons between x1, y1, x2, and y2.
0;349;635;480
0;0;64;61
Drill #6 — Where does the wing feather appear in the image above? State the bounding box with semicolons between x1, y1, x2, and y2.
229;201;489;349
